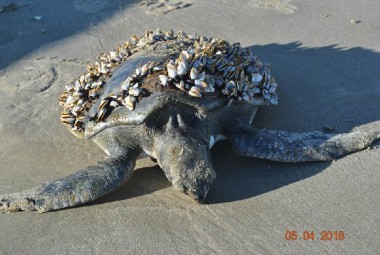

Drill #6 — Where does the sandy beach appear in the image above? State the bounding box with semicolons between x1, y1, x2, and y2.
0;0;379;254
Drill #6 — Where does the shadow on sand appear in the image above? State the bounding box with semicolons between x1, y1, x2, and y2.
0;0;138;70
82;42;380;207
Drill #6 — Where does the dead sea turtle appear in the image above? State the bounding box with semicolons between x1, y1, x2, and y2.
1;29;379;213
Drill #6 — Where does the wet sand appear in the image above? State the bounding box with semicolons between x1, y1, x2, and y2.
0;0;379;254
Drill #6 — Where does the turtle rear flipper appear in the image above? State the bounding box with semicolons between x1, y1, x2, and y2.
0;149;140;213
228;127;380;162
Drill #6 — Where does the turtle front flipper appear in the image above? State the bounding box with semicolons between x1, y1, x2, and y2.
227;126;380;162
0;149;141;213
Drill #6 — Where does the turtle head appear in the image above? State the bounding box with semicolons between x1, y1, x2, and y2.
167;141;216;203
158;136;216;203
152;110;216;203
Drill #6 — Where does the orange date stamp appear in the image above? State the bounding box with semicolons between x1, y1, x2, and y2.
285;231;345;241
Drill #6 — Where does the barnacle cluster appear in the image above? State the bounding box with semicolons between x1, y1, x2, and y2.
59;29;278;134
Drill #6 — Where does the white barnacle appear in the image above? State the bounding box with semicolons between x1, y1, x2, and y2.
109;93;118;99
190;67;199;80
131;35;140;45
262;89;270;99
253;87;261;94
181;50;192;60
177;59;188;76
73;90;84;99
72;105;82;114
269;84;277;93
167;60;177;78
269;96;278;105
263;66;271;80
194;79;202;86
91;80;103;89
109;51;117;59
200;81;209;89
65;96;74;106
123;96;136;111
198;71;206;81
153;65;164;72
120;79;131;91
84;73;93;83
225;80;236;91
84;83;92;90
79;74;85;84
129;87;142;97
165;29;174;39
145;35;156;45
77;99;85;107
182;47;195;60
159;75;169;86
187;33;197;40
175;80;186;91
88;89;99;98
222;88;229;95
140;63;150;76
65;85;74;91
188;86;202;97
61;117;76;124
203;74;214;85
187;48;195;56
99;63;108;74
110;100;119;107
251;73;263;83
74;80;82;90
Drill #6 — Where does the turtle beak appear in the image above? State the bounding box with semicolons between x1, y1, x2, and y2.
187;189;207;204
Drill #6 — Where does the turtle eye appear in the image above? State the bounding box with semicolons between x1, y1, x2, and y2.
194;195;204;203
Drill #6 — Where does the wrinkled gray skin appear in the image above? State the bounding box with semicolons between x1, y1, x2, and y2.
1;43;379;213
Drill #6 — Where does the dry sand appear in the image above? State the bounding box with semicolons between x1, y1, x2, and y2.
0;0;379;254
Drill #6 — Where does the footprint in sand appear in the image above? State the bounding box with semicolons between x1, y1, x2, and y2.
73;0;108;13
249;0;297;14
140;0;193;15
